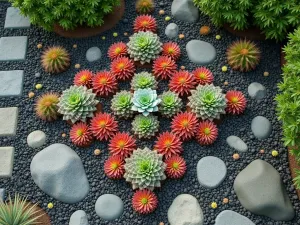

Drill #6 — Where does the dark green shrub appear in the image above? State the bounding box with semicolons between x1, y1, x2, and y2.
9;0;120;31
193;0;300;41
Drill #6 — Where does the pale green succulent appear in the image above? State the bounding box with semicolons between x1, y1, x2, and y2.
132;114;159;139
132;88;161;116
111;91;134;119
131;72;158;91
188;84;227;120
58;85;98;123
159;91;183;118
124;147;166;190
127;31;162;64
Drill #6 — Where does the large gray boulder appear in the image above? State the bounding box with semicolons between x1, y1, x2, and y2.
171;0;199;23
215;210;255;225
234;159;295;221
186;40;217;65
30;143;89;204
168;194;204;225
69;210;89;225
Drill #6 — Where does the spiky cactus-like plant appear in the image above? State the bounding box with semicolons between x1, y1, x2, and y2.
132;114;159;139
35;92;60;121
127;31;162;65
131;72;158;91
124;147;166;190
41;46;70;74
187;84;227;120
135;0;155;14
132;89;161;116
57;85;99;123
159;91;183;118
111;91;134;119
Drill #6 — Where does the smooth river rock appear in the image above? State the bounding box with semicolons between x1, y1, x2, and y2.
171;0;199;23
168;194;204;225
215;210;255;225
234;159;295;221
165;23;179;39
69;210;89;225
186;40;217;65
95;194;124;221
86;47;101;62
27;130;46;148
248;82;266;100
226;136;248;152
251;116;272;140
30;143;89;204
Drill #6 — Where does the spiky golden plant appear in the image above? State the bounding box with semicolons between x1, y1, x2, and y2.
135;0;154;14
227;40;261;72
0;194;43;225
41;46;70;73
35;92;60;121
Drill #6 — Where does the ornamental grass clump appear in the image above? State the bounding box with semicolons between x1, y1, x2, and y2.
131;72;158;90
135;0;155;14
124;147;166;190
132;114;159;139
35;92;60;121
57;85;99;123
111;91;134;119
159;91;183;118
188;84;227;120
127;31;162;64
41;46;70;74
132;89;161;116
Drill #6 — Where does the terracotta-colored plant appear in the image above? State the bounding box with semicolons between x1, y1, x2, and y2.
171;112;198;141
92;71;118;97
104;155;125;179
162;42;181;61
165;155;187;178
108;42;128;60
192;67;214;85
169;71;196;96
225;90;247;115
73;70;93;88
196;120;218;145
90;113;118;141
108;132;137;158
153;56;177;80
134;15;157;33
35;92;60;121
111;57;135;81
154;132;183;158
70;122;93;147
132;189;158;214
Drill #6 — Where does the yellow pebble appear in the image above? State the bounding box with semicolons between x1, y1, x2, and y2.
47;202;54;209
35;84;42;90
28;92;35;98
165;16;171;21
222;66;228;72
263;71;269;77
223;198;229;204
179;34;185;39
62;133;66;138
272;150;279;157
233;153;240;160
211;202;218;209
113;32;118;37
75;64;81;69
73;44;77;48
102;36;106;40
159;10;165;15
216;35;221;40
37;44;42;49
94;149;101;156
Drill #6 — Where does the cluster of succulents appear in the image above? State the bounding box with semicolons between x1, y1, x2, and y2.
154;132;183;158
159;91;183;118
90;113;119;141
108;132;137;158
131;72;158;90
171;112;198;141
111;91;134;119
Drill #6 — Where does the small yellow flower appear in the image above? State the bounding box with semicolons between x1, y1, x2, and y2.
102;36;106;40
222;66;228;72
272;150;279;157
35;84;43;90
113;32;118;37
47;202;54;209
216;35;221;40
165;16;171;21
211;202;218;209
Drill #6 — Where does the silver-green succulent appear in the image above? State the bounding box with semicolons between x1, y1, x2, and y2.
159;91;183;118
132;114;159;139
127;31;162;64
111;91;134;119
124;147;166;190
132;88;161;116
187;84;227;120
57;85;99;123
131;72;158;91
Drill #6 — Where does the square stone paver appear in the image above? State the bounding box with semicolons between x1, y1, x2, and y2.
0;70;24;97
0;36;28;61
0;107;18;136
0;147;14;178
0;188;5;201
4;7;30;29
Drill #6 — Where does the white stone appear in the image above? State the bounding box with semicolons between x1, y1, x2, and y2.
95;194;124;221
69;210;89;225
0;147;14;178
0;107;18;136
27;130;46;148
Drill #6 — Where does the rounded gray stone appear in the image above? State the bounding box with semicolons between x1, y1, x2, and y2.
215;210;255;225
69;210;89;225
226;136;248;152
248;82;266;100
251;116;272;140
165;23;179;39
197;156;227;189
27;130;46;148
171;0;199;23
186;40;217;65
95;194;123;221
86;47;101;62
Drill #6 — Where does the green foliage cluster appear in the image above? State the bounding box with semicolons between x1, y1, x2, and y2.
275;27;300;189
9;0;120;31
193;0;300;41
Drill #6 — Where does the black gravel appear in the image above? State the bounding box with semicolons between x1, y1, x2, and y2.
0;1;299;225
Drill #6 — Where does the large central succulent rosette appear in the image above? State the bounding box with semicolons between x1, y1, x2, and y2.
131;88;161;116
124;147;166;190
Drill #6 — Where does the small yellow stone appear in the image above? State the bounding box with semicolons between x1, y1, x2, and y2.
216;35;221;40
179;34;185;39
211;202;218;209
159;10;165;15
224;81;228;86
37;44;42;49
73;44;77;48
263;71;269;77
102;36;106;40
35;84;43;90
62;133;66;138
75;64;81;69
94;149;101;155
28;92;35;98
233;153;240;160
124;32;128;36
223;198;229;204
222;66;228;72
47;202;54;209
260;149;265;154
180;66;186;70
165;16;171;21
272;150;279;157
113;32;118;37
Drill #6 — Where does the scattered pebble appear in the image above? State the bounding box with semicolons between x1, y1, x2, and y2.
102;36;106;40
113;32;118;37
233;153;240;160
179;34;185;39
62;133;66;138
37;43;42;49
165;16;171;21
180;66;185;70
224;81;228;86
216;35;221;40
272;150;279;157
94;149;101;155
28;92;35;98
260;149;265;154
35;84;42;90
159;223;164;225
159;10;165;15
199;26;211;35
73;44;77;48
222;66;228;72
211;202;218;209
223;198;229;204
75;64;81;69
124;32;128;36
47;202;54;209
264;71;269;77
35;72;41;78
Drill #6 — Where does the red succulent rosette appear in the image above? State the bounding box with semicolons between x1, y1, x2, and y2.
154;131;183;158
108;42;128;60
92;71;118;97
162;42;181;61
111;57;136;81
133;15;157;33
70;122;93;147
104;155;125;179
225;90;247;115
165;155;186;179
196;120;218;145
169;70;196;96
73;70;93;88
192;67;214;85
152;56;177;80
132;189;158;214
108;132;137;158
171;112;198;141
90;113;118;141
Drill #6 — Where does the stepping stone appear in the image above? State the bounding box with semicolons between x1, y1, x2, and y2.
0;147;14;178
215;210;255;225
95;194;124;221
0;70;24;97
186;40;217;65
0;188;5;201
0;36;28;61
0;107;18;136
4;7;30;29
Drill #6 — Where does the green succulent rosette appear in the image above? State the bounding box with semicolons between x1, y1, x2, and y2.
131;72;158;91
132;114;159;139
159;91;183;118
132;88;161;116
111;91;134;119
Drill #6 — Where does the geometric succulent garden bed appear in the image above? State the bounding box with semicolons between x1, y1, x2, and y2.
0;0;300;225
